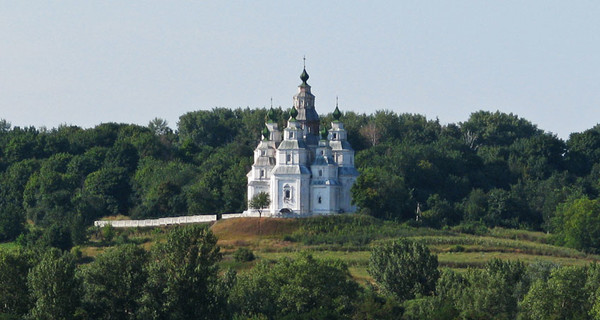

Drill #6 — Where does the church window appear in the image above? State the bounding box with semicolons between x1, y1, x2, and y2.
318;169;322;177
260;169;265;178
333;133;337;140
289;132;293;139
283;185;292;202
286;154;291;163
318;196;322;204
320;150;324;155
261;150;266;156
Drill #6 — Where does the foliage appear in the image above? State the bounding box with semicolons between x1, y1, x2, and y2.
249;192;271;217
230;253;360;319
552;196;600;252
233;247;255;262
27;249;82;320
0;249;33;318
519;265;590;320
82;244;149;320
139;225;228;320
368;239;439;301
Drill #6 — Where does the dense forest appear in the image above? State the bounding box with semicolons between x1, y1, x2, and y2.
1;108;600;251
3;108;600;318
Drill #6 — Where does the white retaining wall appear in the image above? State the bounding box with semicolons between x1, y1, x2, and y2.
94;213;243;228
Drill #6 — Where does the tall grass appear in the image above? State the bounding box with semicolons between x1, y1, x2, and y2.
289;214;450;246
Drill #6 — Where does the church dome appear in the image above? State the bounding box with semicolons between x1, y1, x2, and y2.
289;106;298;120
300;68;309;84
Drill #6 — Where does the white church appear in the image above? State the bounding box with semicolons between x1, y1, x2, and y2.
245;67;359;217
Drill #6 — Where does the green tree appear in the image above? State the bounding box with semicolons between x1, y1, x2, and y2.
351;167;411;220
519;266;590;320
139;225;227;320
249;192;271;218
0;203;25;241
83;167;131;216
230;253;360;319
27;249;81;320
82;244;149;320
0;249;33;318
148;118;172;136
451;259;527;320
368;239;439;301
552;196;600;252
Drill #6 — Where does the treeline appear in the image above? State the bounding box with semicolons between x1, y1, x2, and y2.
1;108;600;250
2;225;600;320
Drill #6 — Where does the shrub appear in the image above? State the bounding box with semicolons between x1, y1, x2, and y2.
369;239;439;301
233;247;255;262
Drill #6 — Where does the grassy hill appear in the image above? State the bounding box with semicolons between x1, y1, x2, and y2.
209;215;600;284
78;215;599;285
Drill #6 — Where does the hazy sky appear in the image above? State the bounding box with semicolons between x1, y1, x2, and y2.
1;1;599;139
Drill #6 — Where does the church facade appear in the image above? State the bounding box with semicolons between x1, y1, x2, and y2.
245;68;359;217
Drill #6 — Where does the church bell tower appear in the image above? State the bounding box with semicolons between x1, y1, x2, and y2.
293;61;320;147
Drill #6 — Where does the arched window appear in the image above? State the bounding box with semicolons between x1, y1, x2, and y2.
283;185;292;202
318;169;323;177
318;196;322;204
286;154;291;163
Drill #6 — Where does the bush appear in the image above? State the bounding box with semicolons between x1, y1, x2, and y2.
369;239;439;301
233;247;255;262
451;221;488;235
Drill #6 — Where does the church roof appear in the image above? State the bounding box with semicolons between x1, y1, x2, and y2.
311;179;341;186
255;157;276;166
278;139;307;150
339;167;359;176
313;155;336;166
272;165;311;175
329;140;354;151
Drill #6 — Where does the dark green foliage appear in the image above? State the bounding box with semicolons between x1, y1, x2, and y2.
519;265;590;320
3;106;600;254
552;196;600;252
233;247;255;262
82;244;149;320
351;167;410;220
0;249;33;318
83;167;131;216
368;239;439;301
0;203;25;241
27;249;82;320
230;253;360;319
139;225;228;319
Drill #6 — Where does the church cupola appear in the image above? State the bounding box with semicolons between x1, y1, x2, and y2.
265;107;282;142
329;99;348;142
284;106;303;140
293;61;320;145
300;68;309;86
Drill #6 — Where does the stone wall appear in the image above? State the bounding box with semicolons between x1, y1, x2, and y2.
94;213;243;228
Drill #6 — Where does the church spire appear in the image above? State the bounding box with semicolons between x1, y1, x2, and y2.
293;59;319;144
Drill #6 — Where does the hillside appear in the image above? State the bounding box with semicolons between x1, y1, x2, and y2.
209;216;599;284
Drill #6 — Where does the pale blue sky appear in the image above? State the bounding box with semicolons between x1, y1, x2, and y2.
1;1;599;139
